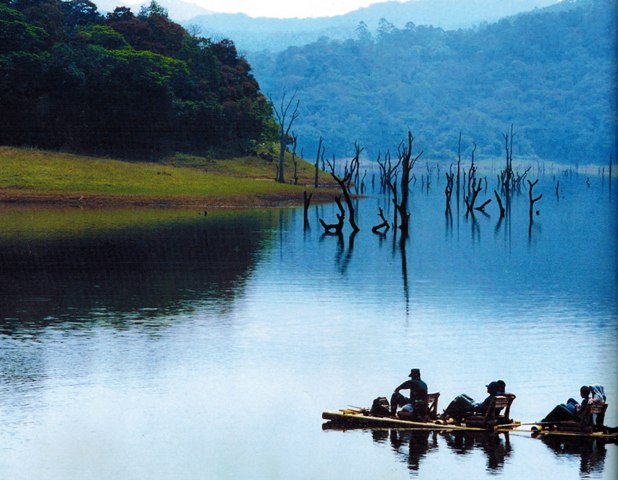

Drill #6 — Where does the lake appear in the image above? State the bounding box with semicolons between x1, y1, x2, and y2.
0;168;616;479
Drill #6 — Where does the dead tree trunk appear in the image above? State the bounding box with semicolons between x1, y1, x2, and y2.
314;137;324;188
388;177;399;229
475;198;492;213
465;178;482;215
445;170;454;215
327;144;363;232
319;196;345;234
456;131;462;202
501;124;514;195
528;179;542;221
494;190;505;218
291;133;298;185
393;130;422;233
372;207;390;233
271;92;300;184
554;178;560;199
303;191;312;230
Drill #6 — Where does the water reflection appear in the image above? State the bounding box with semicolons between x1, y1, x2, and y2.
443;431;513;472
388;429;439;473
323;425;516;475
0;209;275;334
538;436;612;478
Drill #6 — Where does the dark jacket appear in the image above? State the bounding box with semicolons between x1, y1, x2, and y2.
394;378;428;402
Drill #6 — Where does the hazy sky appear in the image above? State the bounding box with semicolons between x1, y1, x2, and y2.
190;0;386;18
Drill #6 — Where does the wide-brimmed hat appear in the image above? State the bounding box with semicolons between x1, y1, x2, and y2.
408;368;421;377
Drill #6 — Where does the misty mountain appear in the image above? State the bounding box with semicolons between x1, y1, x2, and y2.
250;0;617;165
94;0;211;21
184;0;560;53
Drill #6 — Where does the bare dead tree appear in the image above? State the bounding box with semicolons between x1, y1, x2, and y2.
465;178;482;216
500;124;515;195
391;129;422;233
513;167;531;192
319;196;345;234
389;174;399;229
445;169;454;215
314;136;324;188
456;131;462;201
494;190;505;218
271;92;300;184
528;179;542;222
475;198;492;214
463;144;485;215
291;133;298;185
425;162;432;191
372;207;390;233
466;143;477;200
554;178;560;199
326;144;363;232
344;144;362;191
303;191;312;230
377;150;400;196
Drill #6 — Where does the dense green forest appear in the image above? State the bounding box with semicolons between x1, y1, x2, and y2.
0;0;275;157
251;0;617;164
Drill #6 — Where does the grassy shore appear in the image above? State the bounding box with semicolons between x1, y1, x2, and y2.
0;147;338;207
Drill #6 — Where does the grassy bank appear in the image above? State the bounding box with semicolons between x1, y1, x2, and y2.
0;147;337;207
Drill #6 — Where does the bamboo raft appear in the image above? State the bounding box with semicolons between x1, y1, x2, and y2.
322;409;617;440
323;392;617;440
529;423;618;440
321;408;521;432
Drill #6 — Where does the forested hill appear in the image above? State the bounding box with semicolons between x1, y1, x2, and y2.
251;0;617;165
0;0;275;157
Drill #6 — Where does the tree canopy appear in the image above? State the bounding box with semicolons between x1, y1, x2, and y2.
0;0;276;157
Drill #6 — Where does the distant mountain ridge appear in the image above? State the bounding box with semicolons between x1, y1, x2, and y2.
184;0;561;52
94;0;212;21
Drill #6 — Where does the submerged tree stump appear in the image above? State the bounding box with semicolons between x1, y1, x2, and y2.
371;208;390;233
319;196;346;234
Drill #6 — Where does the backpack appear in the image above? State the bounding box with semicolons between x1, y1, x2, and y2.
370;396;391;417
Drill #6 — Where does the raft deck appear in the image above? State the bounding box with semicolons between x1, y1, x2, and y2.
322;409;520;432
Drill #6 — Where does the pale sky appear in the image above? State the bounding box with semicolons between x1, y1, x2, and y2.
190;0;387;18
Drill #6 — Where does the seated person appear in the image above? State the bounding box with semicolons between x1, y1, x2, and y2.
442;380;508;421
442;393;475;421
541;386;591;424
390;368;428;420
587;385;607;429
473;381;500;414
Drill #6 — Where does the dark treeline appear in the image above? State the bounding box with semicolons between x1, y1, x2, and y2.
251;0;617;164
0;0;276;157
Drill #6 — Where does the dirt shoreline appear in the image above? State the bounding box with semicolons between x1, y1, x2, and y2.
0;189;341;209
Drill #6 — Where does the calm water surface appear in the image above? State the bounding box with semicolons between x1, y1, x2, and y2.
0;171;616;479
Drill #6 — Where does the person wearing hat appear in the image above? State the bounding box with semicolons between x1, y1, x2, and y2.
473;381;500;414
390;368;428;418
